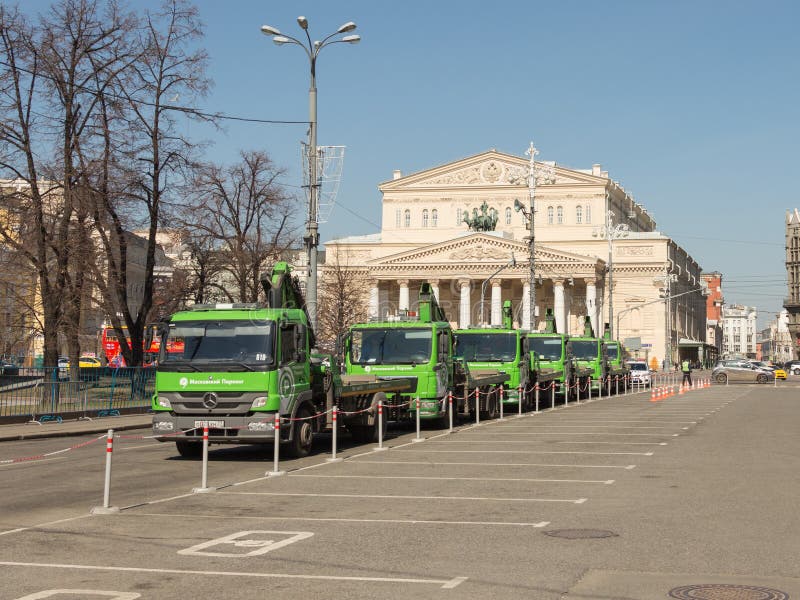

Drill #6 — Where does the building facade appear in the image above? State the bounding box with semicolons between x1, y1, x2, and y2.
783;208;800;359
326;150;707;368
721;303;757;358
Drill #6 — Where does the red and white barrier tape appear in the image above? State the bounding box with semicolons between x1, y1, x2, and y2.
0;433;105;465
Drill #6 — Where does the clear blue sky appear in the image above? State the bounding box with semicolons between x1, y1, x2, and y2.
22;0;800;325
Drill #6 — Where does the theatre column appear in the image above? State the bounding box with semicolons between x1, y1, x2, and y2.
522;281;531;330
398;279;409;311
368;283;380;320
554;278;566;334
459;279;471;328
491;280;502;325
430;279;440;302
585;278;598;338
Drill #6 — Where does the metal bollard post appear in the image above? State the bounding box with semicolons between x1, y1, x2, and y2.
599;376;604;398
616;376;619;396
588;378;592;401
518;385;523;416
327;406;343;462
535;384;540;413
91;429;120;514
448;391;454;433
577;379;581;404
268;414;286;475
550;381;555;408
413;397;424;442
499;387;504;420
474;389;480;425
375;401;387;451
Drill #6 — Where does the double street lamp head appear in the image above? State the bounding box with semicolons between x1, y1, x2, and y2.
260;18;360;49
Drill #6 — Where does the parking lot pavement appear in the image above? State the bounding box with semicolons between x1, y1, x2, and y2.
2;384;800;599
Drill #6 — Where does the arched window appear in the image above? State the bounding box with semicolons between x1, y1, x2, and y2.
505;207;512;225
586;205;592;224
557;206;564;224
404;209;411;228
431;209;438;227
422;209;429;227
576;205;583;224
547;206;554;225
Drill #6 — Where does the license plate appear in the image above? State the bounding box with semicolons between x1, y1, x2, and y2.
194;420;225;429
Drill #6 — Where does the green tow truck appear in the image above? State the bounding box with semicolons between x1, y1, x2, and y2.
343;283;509;424
569;318;630;395
455;301;559;411
151;262;412;457
527;309;593;404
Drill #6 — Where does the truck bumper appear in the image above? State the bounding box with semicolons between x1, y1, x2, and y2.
152;413;278;444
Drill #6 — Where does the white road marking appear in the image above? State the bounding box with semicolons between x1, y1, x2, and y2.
15;590;140;599
220;491;588;504
555;442;665;446
289;474;615;484
0;456;67;468
396;449;654;456
349;460;636;469
178;530;313;557
0;514;90;538
0;561;467;589
135;512;552;528
490;424;680;429
456;432;671;436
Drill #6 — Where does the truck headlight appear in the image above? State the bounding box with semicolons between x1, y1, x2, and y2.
156;396;171;409
251;396;269;409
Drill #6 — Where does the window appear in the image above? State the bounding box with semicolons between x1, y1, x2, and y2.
576;205;582;224
456;208;462;225
404;209;411;228
422;209;429;227
547;206;554;225
505;207;512;225
395;209;401;228
557;206;564;224
586;205;592;224
431;209;438;227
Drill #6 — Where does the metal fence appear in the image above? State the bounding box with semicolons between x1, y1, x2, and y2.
0;367;154;421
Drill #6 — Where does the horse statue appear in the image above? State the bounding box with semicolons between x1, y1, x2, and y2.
463;201;498;232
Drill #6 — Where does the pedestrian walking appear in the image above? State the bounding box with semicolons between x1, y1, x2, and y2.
681;359;692;386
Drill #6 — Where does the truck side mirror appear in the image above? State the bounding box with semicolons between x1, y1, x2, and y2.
295;325;307;362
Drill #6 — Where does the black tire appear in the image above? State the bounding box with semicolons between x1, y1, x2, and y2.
483;388;499;420
287;407;314;458
349;392;388;443
175;440;202;459
793;368;800;376
756;374;768;384
715;373;727;384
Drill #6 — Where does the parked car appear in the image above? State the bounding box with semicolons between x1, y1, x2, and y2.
712;359;775;384
0;362;19;376
626;361;652;388
783;360;800;376
58;355;101;379
751;361;786;380
57;356;69;379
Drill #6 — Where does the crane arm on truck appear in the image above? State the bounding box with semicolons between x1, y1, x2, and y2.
260;261;316;348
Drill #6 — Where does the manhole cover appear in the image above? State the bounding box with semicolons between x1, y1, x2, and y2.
542;528;618;539
668;584;789;600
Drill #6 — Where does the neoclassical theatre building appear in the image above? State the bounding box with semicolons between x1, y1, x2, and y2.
325;150;708;368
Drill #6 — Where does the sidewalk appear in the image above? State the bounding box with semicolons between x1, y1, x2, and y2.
0;413;152;442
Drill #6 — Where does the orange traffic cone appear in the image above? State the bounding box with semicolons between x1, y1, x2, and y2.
678;384;684;395
650;387;657;402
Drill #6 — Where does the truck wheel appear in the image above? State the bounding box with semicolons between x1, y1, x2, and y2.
175;440;202;459
287;407;314;458
481;388;498;420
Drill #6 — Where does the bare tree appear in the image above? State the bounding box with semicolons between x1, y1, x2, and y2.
183;150;297;303
316;251;369;354
0;1;133;374
85;0;211;366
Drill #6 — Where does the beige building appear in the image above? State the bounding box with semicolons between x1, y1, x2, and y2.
326;150;707;368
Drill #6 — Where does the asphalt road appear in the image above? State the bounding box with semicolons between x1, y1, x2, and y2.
1;383;798;599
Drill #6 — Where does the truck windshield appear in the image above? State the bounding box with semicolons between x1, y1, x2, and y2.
529;336;563;361
572;340;599;360
456;332;516;362
351;328;432;365
159;320;274;371
605;344;619;360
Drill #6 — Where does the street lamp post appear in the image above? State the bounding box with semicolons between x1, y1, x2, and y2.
513;142;539;331
592;208;629;338
260;17;360;334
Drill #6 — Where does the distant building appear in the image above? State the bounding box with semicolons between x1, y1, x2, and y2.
783;209;800;359
701;271;723;364
758;310;793;364
722;304;757;358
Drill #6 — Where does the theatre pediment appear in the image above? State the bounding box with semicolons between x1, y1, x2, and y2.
380;150;605;190
370;233;599;268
